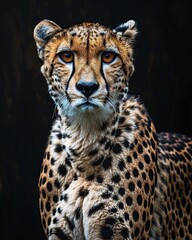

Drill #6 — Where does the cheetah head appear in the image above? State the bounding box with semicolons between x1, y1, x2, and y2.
34;20;137;124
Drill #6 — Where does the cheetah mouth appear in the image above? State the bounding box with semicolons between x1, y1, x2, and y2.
77;101;99;112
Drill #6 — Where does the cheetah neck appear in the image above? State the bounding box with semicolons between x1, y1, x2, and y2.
58;100;135;156
50;97;139;177
62;110;119;145
58;104;119;141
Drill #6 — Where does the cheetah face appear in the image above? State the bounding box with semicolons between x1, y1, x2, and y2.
34;20;137;121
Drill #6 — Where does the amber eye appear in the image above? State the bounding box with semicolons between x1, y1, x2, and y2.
102;51;117;63
58;51;74;63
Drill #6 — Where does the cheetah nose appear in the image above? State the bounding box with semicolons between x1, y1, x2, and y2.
76;80;99;98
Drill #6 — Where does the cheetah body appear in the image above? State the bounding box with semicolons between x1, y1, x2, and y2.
34;20;192;239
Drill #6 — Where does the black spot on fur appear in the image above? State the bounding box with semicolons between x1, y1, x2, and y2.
138;144;143;154
48;217;51;226
125;171;130;179
100;226;113;239
144;183;150;194
113;194;119;201
53;195;58;203
105;217;116;225
53;218;58;224
118;217;124;223
128;181;135;192
112;143;122;154
118;160;125;171
145;219;150;232
132;168;139;178
78;188;89;198
54;178;61;189
42;190;46;198
51;157;55;165
144;154;151;164
133;151;137;159
142;172;146;180
76;166;85;172
101;191;111;199
50;228;71;240
64;216;75;230
111;173;121;183
126;196;133;206
55;144;65;153
138;161;144;170
88;202;105;216
123;139;130;148
107;185;113;191
65;157;72;167
52;208;56;216
44;165;48;173
101;122;108;130
63;194;68;202
121;228;129;238
92;156;104;166
49;169;53;178
133;210;139;222
124;212;129;221
135;227;140;237
125;124;133;132
57;207;62;215
58;164;67;176
148;169;154;181
99;137;107;144
86;174;95;181
102;156;112;170
46;181;52;192
45;201;51;212
75;207;81;219
69;148;78;156
111;129;122;137
64;183;69;190
96;175;104;183
118;202;124;209
110;207;117;213
118;187;125;196
89;149;98;156
42;177;46;185
56;133;62;139
105;141;112;150
119;116;126;124
126;156;132;163
137;195;143;206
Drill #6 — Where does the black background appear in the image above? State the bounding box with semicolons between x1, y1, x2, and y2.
1;0;192;239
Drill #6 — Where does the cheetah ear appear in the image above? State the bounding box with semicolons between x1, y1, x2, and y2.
114;20;137;43
33;19;62;60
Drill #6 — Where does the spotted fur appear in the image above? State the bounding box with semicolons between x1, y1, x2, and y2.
34;20;192;239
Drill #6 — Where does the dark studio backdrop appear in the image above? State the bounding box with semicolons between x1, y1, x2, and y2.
0;0;192;239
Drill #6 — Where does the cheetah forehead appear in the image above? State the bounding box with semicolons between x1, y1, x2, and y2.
62;22;111;51
34;19;137;60
68;22;109;36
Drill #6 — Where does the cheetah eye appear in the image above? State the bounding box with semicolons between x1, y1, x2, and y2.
58;51;74;63
102;51;117;64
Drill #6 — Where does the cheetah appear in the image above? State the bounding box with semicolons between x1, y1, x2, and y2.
33;19;192;239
